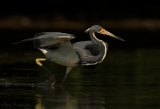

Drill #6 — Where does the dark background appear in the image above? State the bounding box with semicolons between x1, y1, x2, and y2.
0;2;160;50
0;2;160;109
1;2;160;19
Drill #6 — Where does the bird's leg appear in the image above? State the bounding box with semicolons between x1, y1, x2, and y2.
60;66;73;86
36;58;53;75
35;58;56;85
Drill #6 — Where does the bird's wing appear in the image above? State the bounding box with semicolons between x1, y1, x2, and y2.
73;41;101;65
12;32;75;48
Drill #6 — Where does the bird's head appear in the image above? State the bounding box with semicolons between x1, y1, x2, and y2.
85;25;124;41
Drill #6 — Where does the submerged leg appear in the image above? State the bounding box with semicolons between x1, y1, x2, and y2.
60;66;73;86
35;58;56;85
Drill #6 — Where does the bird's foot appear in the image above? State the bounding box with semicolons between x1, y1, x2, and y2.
37;75;56;86
48;75;56;85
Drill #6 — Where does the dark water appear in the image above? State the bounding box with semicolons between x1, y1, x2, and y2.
0;48;160;109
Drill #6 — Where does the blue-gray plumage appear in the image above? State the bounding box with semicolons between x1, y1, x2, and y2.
13;25;124;86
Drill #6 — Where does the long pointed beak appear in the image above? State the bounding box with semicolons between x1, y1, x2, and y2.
100;29;125;41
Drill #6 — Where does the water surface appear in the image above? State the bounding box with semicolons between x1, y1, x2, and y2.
0;48;160;109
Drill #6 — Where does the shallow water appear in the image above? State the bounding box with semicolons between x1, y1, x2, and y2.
0;48;160;109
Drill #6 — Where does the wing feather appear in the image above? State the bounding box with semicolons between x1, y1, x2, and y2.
12;32;75;49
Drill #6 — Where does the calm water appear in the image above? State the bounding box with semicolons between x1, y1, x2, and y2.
0;48;160;109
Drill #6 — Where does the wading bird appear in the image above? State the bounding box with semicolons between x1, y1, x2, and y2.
13;25;124;86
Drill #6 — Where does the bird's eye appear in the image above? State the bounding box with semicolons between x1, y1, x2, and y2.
99;28;103;33
99;28;102;31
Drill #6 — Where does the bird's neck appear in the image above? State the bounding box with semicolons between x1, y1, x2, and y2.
89;31;107;63
89;31;102;45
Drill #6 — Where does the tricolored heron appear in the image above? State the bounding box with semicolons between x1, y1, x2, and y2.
13;25;124;86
